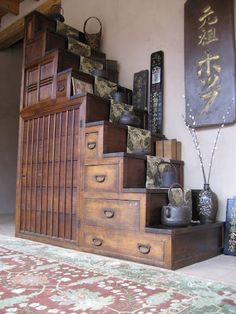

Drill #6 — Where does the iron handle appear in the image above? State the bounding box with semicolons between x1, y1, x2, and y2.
57;84;65;92
103;209;115;218
95;175;106;183
87;141;96;150
165;206;171;218
137;243;151;254
92;237;103;246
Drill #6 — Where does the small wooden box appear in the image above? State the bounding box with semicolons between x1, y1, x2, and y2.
25;11;56;42
25;30;67;65
156;139;181;160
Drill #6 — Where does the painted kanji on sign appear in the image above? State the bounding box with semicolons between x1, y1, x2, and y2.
185;0;236;127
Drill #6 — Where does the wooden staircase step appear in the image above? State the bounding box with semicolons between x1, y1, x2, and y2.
25;29;68;66
85;121;169;158
56;68;94;100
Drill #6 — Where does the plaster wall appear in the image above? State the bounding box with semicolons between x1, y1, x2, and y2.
63;0;236;221
0;45;22;214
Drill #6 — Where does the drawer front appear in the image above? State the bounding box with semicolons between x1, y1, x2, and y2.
85;132;99;159
82;227;165;262
82;198;140;231
84;164;119;192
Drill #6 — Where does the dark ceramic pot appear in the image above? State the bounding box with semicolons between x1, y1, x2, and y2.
161;204;192;227
197;184;218;224
155;161;177;188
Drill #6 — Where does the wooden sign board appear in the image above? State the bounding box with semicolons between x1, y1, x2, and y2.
224;198;236;256
133;70;148;110
185;0;236;127
149;51;164;134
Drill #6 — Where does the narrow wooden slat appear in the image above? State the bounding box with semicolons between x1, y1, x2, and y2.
0;0;20;15
29;119;35;232
34;117;40;233
45;115;51;235
63;111;68;239
50;113;56;236
57;112;62;237
22;120;29;231
0;0;61;50
70;109;75;240
39;116;45;234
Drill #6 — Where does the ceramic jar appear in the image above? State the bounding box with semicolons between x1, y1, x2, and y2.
197;184;218;223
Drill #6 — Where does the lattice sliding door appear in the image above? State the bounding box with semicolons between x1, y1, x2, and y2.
19;108;80;242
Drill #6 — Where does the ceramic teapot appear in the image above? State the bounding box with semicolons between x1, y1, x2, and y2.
161;183;192;227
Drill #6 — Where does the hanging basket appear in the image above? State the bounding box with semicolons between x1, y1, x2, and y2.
83;16;102;51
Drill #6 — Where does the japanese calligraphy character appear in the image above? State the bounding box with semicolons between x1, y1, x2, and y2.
197;51;221;113
198;5;218;29
198;5;218;46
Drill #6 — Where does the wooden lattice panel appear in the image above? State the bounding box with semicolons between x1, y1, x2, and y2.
19;108;80;241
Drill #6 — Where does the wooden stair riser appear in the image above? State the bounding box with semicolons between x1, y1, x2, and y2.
25;30;68;66
85;122;162;158
56;69;94;101
83;157;146;192
80;191;169;231
79;225;172;269
25;11;56;43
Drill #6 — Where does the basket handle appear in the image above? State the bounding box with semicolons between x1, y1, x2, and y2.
83;16;102;34
168;183;184;204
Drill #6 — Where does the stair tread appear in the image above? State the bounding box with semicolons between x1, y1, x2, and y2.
103;151;184;163
85;120;165;139
123;187;169;193
145;221;224;235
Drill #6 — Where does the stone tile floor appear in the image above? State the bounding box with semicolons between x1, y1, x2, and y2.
0;213;235;286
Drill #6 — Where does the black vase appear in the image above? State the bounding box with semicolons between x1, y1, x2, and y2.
197;184;218;224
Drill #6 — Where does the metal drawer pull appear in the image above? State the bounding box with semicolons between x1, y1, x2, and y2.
95;175;106;183
92;237;103;246
57;84;65;92
137;243;151;254
103;209;115;218
87;141;96;150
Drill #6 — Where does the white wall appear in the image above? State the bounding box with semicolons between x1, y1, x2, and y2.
62;0;236;220
0;44;22;214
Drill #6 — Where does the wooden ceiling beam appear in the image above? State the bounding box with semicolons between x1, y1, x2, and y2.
0;0;20;15
0;0;61;50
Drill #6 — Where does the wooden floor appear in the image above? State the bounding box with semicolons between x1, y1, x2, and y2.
0;213;235;286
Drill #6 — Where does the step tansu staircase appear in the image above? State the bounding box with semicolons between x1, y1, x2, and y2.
15;11;224;270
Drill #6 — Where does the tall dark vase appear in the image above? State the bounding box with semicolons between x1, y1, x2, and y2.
197;184;218;224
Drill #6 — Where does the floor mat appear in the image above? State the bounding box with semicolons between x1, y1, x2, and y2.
0;235;235;313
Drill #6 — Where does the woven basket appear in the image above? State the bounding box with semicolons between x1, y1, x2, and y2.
83;16;102;51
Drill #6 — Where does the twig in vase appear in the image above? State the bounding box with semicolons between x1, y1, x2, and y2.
182;114;207;185
182;100;233;185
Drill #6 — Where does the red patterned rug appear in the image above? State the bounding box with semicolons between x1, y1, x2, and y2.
0;235;235;313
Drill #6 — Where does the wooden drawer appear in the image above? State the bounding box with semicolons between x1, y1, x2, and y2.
84;123;127;160
84;164;119;192
81;226;166;263
82;198;140;231
85;132;99;160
